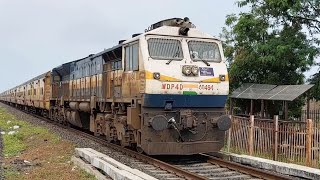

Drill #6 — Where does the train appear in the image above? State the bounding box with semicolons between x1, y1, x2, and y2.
0;17;231;155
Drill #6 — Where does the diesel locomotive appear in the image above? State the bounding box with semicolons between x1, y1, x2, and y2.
0;17;231;155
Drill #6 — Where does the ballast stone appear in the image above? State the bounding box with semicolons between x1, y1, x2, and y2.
75;148;158;180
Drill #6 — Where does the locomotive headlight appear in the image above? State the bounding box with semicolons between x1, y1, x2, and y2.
153;72;161;80
182;65;192;76
219;75;226;81
191;66;199;75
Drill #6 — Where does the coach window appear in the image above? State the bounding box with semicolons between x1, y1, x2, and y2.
125;42;139;71
91;63;95;75
76;66;79;78
85;64;89;76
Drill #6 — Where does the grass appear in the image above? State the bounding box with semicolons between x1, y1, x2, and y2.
80;169;97;179
0;108;60;157
0;107;96;180
4;170;20;179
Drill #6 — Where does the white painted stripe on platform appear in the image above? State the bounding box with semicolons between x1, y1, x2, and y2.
75;148;158;180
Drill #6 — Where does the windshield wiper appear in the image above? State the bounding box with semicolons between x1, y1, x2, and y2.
190;46;210;66
166;48;180;65
200;58;210;66
166;59;173;65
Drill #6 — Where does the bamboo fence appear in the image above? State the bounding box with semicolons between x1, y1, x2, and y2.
226;115;320;168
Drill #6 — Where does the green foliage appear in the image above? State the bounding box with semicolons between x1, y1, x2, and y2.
308;65;320;100
237;0;320;35
222;0;319;117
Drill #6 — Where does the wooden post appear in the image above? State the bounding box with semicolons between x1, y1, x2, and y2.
284;101;288;120
250;99;254;115
229;98;233;115
306;119;313;166
227;115;232;152
307;97;310;120
265;101;269;119
249;115;254;155
260;100;264;118
273;115;279;161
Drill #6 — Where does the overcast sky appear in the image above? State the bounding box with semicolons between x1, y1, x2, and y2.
0;0;318;92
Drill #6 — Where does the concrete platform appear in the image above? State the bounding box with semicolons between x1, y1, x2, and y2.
74;148;158;180
71;156;110;180
220;152;320;180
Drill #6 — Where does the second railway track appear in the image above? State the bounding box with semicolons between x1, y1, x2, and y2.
6;103;294;180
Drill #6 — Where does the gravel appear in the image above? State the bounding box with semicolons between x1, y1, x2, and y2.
0;103;181;180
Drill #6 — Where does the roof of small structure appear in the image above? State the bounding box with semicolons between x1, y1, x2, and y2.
230;83;314;101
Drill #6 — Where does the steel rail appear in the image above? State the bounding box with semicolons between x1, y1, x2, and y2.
3;103;293;180
201;154;292;180
66;127;208;180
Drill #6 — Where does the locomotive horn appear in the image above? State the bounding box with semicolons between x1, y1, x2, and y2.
179;27;189;36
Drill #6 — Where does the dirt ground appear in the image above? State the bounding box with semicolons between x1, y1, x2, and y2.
0;106;96;180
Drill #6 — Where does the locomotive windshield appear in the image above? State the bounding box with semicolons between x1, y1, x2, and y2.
147;38;183;60
188;41;221;62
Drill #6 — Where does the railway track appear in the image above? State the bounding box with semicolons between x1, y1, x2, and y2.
8;104;292;180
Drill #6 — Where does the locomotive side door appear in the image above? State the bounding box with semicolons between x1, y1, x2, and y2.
103;46;123;100
123;42;139;98
44;73;51;110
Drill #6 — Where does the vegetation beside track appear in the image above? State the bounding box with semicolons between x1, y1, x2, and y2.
0;107;95;180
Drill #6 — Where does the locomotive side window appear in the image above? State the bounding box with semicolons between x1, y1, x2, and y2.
112;60;122;70
125;42;139;71
188;41;221;62
147;38;183;60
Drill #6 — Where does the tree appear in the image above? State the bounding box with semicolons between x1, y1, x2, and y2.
309;64;320;100
222;0;320;117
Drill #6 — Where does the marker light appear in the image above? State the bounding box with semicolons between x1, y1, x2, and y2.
153;72;161;80
219;75;226;81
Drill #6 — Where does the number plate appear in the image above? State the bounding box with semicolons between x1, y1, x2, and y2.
199;67;214;76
